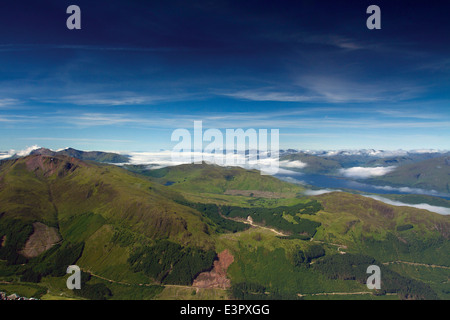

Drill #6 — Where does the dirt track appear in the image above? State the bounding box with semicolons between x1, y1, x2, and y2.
218;208;288;236
383;261;450;270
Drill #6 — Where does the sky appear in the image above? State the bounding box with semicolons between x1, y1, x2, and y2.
0;0;449;152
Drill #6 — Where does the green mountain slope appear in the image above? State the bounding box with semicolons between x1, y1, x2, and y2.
217;191;449;300
366;156;450;194
0;154;220;296
310;192;450;265
125;162;304;194
0;155;210;247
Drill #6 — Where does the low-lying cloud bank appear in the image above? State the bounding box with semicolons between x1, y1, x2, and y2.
275;175;306;185
0;145;41;160
339;166;396;179
363;195;450;215
279;160;308;169
372;185;449;197
128;151;184;168
127;150;294;175
303;189;341;196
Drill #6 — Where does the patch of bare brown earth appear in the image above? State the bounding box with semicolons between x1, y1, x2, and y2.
25;155;86;177
19;222;62;258
192;249;234;289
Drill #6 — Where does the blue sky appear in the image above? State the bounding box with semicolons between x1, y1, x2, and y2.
0;0;449;152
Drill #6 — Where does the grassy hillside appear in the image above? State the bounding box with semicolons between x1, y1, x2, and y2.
310;192;450;266
0;155;212;248
125;162;304;195
0;155;221;295
160;166;449;300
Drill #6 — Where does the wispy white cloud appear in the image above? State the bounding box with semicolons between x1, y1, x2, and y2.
301;34;365;50
339;166;396;179
262;32;370;51
218;75;425;104
1;110;449;133
416;58;450;72
220;89;316;102
375;109;444;120
2;108;450;132
363;195;450;215
295;76;423;103
0;98;20;108
40;91;196;106
61;95;154;106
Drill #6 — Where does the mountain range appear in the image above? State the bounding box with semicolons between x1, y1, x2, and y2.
1;147;130;164
280;151;450;195
0;150;449;300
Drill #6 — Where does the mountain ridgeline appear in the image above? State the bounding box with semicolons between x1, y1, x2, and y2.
29;147;130;164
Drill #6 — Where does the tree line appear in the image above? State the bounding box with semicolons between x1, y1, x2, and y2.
312;253;439;300
221;201;322;238
128;240;216;286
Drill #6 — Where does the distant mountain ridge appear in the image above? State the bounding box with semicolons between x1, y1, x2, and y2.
281;150;450;173
29;147;130;164
366;156;450;194
281;149;450;158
